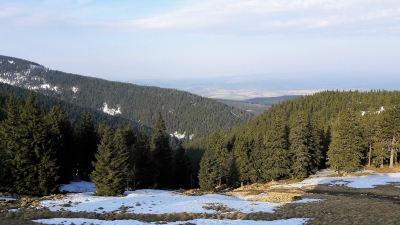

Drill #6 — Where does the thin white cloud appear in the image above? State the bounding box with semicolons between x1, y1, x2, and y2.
124;0;400;35
1;0;400;35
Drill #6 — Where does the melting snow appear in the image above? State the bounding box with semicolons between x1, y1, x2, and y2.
272;172;400;189
71;86;79;93
40;189;286;214
0;197;15;201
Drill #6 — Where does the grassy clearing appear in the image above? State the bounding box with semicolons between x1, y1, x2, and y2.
2;179;400;224
366;164;400;173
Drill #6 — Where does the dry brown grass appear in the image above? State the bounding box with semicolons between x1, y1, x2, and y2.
367;164;400;173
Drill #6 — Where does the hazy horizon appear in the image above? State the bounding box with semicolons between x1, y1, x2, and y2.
1;0;399;98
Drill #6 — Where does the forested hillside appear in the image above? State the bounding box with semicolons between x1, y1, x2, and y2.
0;82;142;129
0;55;254;141
189;90;400;191
0;92;192;195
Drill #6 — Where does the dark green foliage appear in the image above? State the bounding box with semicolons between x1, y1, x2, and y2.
46;101;75;184
150;113;173;188
90;126;130;196
173;143;192;189
379;106;400;168
260;115;290;181
289;112;314;179
327;108;365;172
74;112;98;180
131;130;152;189
198;130;228;191
0;95;23;191
0;93;60;195
194;90;400;188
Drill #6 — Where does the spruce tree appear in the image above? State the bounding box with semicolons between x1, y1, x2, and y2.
17;92;59;195
380;107;400;168
74;112;98;180
289;112;313;179
327;108;365;172
0;96;22;191
198;130;227;191
261;115;290;181
132;130;151;189
47;100;75;184
91;126;130;196
150;113;172;188
173;143;192;189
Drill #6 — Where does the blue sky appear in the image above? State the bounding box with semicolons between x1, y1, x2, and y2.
1;0;400;97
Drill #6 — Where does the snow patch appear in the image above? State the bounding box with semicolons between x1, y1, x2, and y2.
101;102;122;116
0;197;15;201
71;86;78;93
171;131;185;139
8;60;14;64
376;106;384;114
361;106;385;116
272;172;400;189
39;189;293;214
41;84;51;89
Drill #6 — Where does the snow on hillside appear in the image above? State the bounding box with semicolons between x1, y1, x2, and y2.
101;102;122;115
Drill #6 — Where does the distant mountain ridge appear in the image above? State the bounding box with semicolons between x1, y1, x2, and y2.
215;95;300;115
0;55;255;140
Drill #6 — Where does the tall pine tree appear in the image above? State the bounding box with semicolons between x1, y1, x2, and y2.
289;112;314;179
46;100;75;184
0;96;23;191
91;126;130;196
261;115;290;181
16;92;59;195
74;112;98;180
327;108;365;172
198;130;228;191
150;113;172;188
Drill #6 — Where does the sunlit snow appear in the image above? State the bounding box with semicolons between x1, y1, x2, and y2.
272;172;400;189
40;189;283;214
101;102;122;115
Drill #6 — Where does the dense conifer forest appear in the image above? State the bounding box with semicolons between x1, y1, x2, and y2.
187;90;400;191
0;92;192;195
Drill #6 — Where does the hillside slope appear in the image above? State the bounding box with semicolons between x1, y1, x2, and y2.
0;55;254;140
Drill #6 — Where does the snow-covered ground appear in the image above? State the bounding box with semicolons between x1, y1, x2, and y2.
32;171;400;224
40;189;284;214
33;218;309;225
272;172;400;189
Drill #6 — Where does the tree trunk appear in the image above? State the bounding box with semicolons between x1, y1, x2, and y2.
368;142;372;167
389;148;394;168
